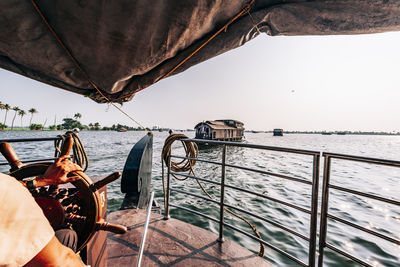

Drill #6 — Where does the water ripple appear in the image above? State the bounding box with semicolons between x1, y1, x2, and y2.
1;131;399;266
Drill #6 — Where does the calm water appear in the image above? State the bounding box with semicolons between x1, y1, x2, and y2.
1;131;399;266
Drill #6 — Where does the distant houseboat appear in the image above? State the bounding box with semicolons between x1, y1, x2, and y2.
195;120;244;141
273;129;283;136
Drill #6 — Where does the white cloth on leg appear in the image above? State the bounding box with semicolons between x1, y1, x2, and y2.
0;172;54;266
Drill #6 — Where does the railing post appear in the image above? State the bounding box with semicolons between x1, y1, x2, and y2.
218;144;227;242
308;154;320;267
164;156;171;220
318;155;331;266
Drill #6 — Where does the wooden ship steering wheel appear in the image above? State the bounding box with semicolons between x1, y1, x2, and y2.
0;136;126;252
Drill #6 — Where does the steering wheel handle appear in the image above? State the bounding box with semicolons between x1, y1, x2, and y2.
0;142;24;171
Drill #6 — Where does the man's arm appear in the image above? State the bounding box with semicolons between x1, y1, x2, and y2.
25;236;86;267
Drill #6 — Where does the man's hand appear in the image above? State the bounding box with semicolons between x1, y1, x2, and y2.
36;155;83;187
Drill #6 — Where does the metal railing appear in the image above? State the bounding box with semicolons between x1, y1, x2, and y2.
0;137;62;143
164;139;400;266
164;138;321;267
0;136;62;167
318;152;400;267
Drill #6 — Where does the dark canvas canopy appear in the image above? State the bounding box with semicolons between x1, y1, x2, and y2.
1;0;400;103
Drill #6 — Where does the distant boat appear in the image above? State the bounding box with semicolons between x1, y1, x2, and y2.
117;127;127;132
336;132;346;135
321;132;332;135
273;129;283;136
195;120;244;141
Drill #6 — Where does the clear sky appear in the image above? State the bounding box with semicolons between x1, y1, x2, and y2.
1;31;400;132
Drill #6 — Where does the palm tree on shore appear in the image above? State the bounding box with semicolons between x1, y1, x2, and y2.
18;109;26;129
0;102;4;121
74;113;82;120
3;104;10;125
28;108;38;126
11;106;20;130
0;102;3;129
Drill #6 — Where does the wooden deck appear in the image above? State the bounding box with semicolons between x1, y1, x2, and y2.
107;209;272;266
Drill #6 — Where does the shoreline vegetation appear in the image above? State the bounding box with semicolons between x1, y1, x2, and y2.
1;126;399;136
245;130;400;135
0;105;175;133
1;102;398;135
